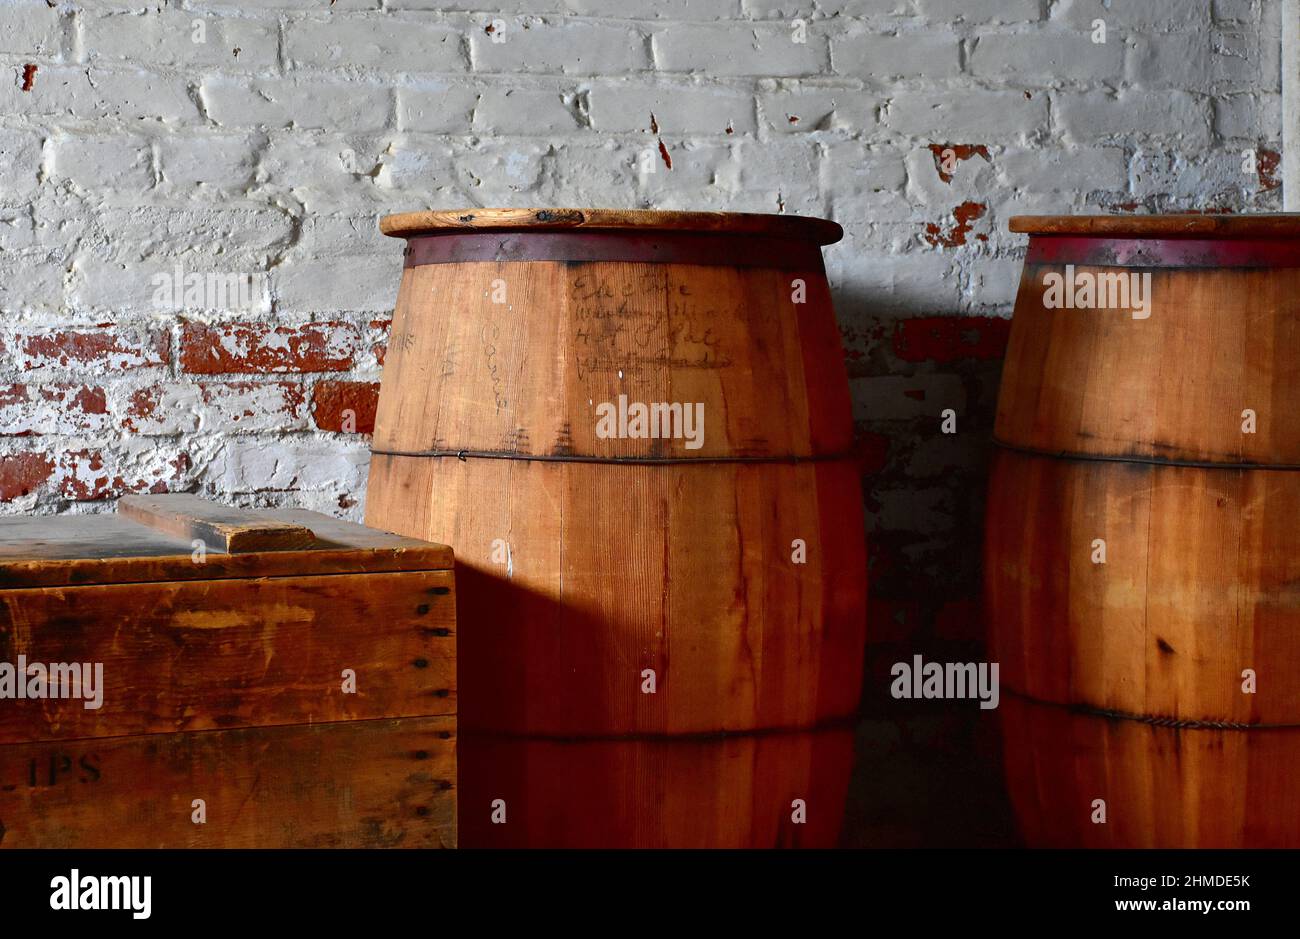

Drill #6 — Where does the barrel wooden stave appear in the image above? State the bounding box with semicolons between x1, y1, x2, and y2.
366;210;865;848
987;449;1300;725
458;727;856;849
989;214;1300;848
374;259;852;460
997;260;1300;464
368;454;866;735
1000;696;1300;849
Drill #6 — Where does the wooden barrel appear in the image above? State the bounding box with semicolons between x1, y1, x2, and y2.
458;727;857;848
987;214;1300;848
365;208;867;847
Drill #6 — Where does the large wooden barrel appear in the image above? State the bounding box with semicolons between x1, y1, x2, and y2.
365;208;867;847
987;214;1300;848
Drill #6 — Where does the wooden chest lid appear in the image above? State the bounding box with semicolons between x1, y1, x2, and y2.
0;495;453;589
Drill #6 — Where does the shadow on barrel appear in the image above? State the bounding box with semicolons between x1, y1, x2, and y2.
454;562;859;849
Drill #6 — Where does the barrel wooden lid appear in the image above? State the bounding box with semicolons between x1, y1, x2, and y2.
380;207;844;245
1011;214;1300;238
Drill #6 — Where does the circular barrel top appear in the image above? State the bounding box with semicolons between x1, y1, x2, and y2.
1010;214;1300;238
380;207;844;245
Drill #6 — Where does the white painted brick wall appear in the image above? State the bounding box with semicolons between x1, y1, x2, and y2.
0;0;1283;519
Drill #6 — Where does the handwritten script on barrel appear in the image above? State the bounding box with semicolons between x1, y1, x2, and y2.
571;271;733;381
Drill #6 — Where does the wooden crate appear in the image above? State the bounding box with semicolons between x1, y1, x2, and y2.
0;495;455;848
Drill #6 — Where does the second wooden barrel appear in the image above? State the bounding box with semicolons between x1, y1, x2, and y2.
365;208;867;847
987;214;1300;847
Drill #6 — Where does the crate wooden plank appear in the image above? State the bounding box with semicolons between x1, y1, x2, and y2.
0;512;452;589
0;570;455;744
117;495;317;553
0;715;456;848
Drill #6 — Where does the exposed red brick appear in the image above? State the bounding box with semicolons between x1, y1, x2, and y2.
0;452;53;501
657;139;672;170
926;144;990;184
370;319;392;367
1;384;113;436
122;385;162;433
20;64;36;92
839;320;890;369
892;316;1011;365
311;380;379;434
923;201;986;248
853;429;891;475
20;327;170;372
69;386;108;415
199;381;307;429
56;448;184;501
180;321;359;374
58;449;114;501
1258;147;1281;192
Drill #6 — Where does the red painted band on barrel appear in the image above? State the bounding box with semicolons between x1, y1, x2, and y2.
403;231;828;270
1026;235;1300;269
